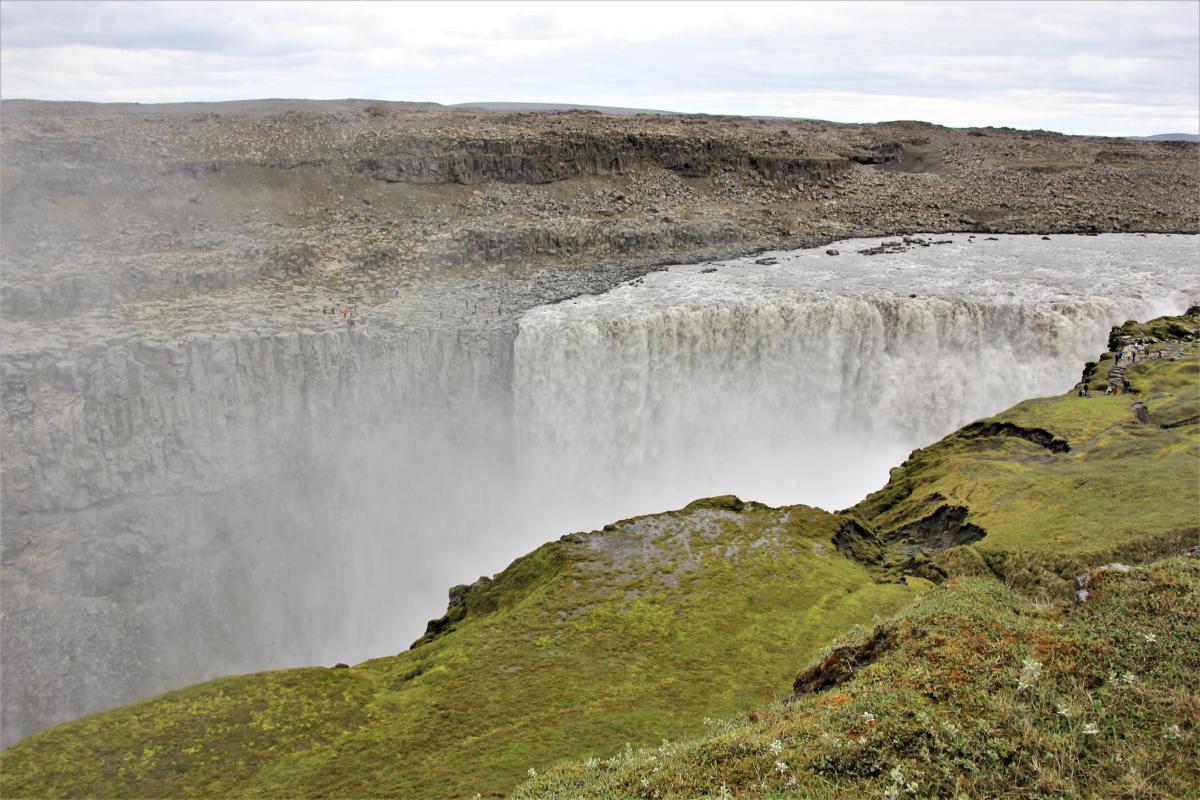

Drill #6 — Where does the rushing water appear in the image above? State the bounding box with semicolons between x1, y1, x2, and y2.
513;234;1198;520
5;233;1197;745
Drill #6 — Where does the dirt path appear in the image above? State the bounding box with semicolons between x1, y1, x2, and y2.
1105;344;1185;392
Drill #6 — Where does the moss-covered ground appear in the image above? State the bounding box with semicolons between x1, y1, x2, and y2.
2;309;1197;799
0;500;921;798
518;558;1200;799
848;315;1199;598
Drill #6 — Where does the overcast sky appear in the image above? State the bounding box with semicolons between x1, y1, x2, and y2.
1;0;1197;136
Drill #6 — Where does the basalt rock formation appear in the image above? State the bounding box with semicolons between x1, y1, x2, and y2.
3;100;1196;320
1;99;1197;748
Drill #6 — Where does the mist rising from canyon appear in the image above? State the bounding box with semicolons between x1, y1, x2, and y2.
2;234;1196;746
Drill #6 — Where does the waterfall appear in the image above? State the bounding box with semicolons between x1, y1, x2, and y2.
513;234;1198;522
3;233;1195;745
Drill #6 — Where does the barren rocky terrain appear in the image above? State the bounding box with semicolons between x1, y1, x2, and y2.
0;99;1196;747
2;98;1196;327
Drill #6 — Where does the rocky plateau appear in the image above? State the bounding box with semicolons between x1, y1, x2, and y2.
0;98;1197;747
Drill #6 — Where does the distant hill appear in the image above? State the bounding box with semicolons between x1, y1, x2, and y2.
1130;133;1200;142
453;101;682;116
457;105;1200;139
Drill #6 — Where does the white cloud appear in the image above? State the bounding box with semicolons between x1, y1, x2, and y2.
1;0;1196;135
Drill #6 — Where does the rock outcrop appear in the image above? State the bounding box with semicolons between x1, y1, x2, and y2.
2;100;1195;319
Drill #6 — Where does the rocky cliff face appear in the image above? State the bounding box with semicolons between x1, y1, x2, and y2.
356;132;853;185
2;100;1195;320
1;319;517;744
1;99;1197;746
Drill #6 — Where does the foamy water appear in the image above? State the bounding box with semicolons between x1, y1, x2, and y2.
514;234;1198;519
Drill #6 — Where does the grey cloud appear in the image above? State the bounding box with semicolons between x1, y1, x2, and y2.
1;1;241;52
1;0;1195;136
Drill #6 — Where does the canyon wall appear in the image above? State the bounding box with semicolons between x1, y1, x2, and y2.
356;132;853;185
1;324;516;746
2;100;1197;747
5;233;1198;746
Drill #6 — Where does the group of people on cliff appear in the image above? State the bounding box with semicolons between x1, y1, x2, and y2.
322;303;359;325
1076;342;1171;397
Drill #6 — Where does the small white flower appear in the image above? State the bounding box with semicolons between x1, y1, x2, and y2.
786;775;798;787
527;767;537;778
640;777;650;788
1056;703;1072;718
1121;672;1137;685
775;759;789;774
769;739;783;755
1082;722;1100;735
1018;658;1042;691
1166;724;1182;739
1143;633;1157;643
862;711;876;724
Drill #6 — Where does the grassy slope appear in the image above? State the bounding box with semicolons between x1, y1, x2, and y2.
3;311;1197;799
0;500;921;799
519;558;1200;799
848;329;1199;598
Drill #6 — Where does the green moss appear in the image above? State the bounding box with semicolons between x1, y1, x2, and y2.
519;559;1200;799
1108;307;1200;351
0;668;377;799
1147;391;1199;428
991;393;1134;444
851;341;1199;594
0;502;922;799
5;311;1197;799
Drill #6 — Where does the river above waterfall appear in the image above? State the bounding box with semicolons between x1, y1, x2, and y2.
538;233;1198;308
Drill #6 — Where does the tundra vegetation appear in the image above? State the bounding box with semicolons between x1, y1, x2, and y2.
4;99;1198;749
1;309;1197;798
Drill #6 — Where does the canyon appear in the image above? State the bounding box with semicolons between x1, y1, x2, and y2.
1;99;1197;747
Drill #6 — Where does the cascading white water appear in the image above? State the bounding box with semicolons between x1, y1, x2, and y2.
4;233;1196;746
514;234;1198;526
